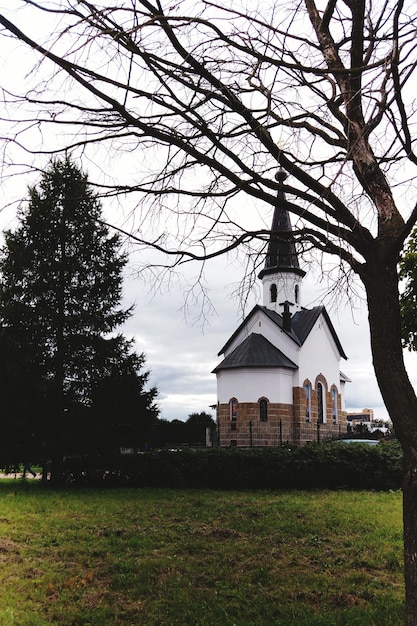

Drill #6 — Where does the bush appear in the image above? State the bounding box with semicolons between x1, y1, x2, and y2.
60;440;403;490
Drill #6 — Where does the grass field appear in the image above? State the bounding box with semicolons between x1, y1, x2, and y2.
0;481;404;625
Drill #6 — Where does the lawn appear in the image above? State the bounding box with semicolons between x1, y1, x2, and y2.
0;482;404;625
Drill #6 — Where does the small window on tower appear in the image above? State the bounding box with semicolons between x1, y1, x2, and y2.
295;284;299;304
270;284;277;303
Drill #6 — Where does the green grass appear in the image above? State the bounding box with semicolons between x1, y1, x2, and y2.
0;482;404;625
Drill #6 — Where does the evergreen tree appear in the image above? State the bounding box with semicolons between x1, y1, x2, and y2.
88;343;159;455
0;158;158;475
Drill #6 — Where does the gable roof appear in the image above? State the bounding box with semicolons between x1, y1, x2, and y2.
293;306;347;360
212;333;298;373
218;304;347;360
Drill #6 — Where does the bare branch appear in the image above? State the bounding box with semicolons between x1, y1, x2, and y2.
0;1;416;268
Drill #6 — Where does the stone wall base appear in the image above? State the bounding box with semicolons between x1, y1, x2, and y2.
217;388;347;446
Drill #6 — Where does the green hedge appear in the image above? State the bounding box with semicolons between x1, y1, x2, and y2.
62;440;403;490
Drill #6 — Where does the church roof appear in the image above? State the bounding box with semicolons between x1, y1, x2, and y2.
258;169;306;280
292;306;347;359
217;304;347;360
212;333;298;373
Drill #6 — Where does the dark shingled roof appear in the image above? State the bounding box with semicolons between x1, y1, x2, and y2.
212;333;298;373
218;304;347;360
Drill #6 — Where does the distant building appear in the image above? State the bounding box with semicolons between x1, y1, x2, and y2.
213;169;350;446
346;408;390;435
347;408;375;425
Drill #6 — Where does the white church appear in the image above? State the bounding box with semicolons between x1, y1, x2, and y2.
213;170;349;446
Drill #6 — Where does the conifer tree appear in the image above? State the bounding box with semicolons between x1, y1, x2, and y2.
0;158;158;476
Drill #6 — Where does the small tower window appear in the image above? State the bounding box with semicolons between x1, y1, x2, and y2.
259;398;268;422
270;284;277;303
295;284;299;304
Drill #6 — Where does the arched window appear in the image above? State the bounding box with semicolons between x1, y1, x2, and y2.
332;388;338;424
259;398;268;422
270;284;277;303
317;382;326;424
304;383;311;422
295;283;299;304
230;398;238;431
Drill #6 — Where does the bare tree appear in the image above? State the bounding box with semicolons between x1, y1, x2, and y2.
1;0;417;620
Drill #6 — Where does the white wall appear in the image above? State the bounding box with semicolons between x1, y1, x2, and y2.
216;367;294;404
297;312;343;392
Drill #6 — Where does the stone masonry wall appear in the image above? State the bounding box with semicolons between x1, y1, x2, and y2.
217;387;347;447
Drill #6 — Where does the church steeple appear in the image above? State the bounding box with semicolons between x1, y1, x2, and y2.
258;168;306;312
263;169;301;272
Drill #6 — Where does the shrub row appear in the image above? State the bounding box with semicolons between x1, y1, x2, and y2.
62;440;403;490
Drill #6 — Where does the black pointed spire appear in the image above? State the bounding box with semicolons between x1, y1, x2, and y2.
265;169;299;271
259;169;305;279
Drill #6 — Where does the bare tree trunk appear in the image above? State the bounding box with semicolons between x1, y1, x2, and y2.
363;254;417;625
403;471;417;625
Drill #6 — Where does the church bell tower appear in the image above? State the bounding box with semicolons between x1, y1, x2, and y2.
258;169;306;313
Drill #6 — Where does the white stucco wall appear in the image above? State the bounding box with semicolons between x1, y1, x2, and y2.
340;380;346;410
297;312;343;392
216;367;294;404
